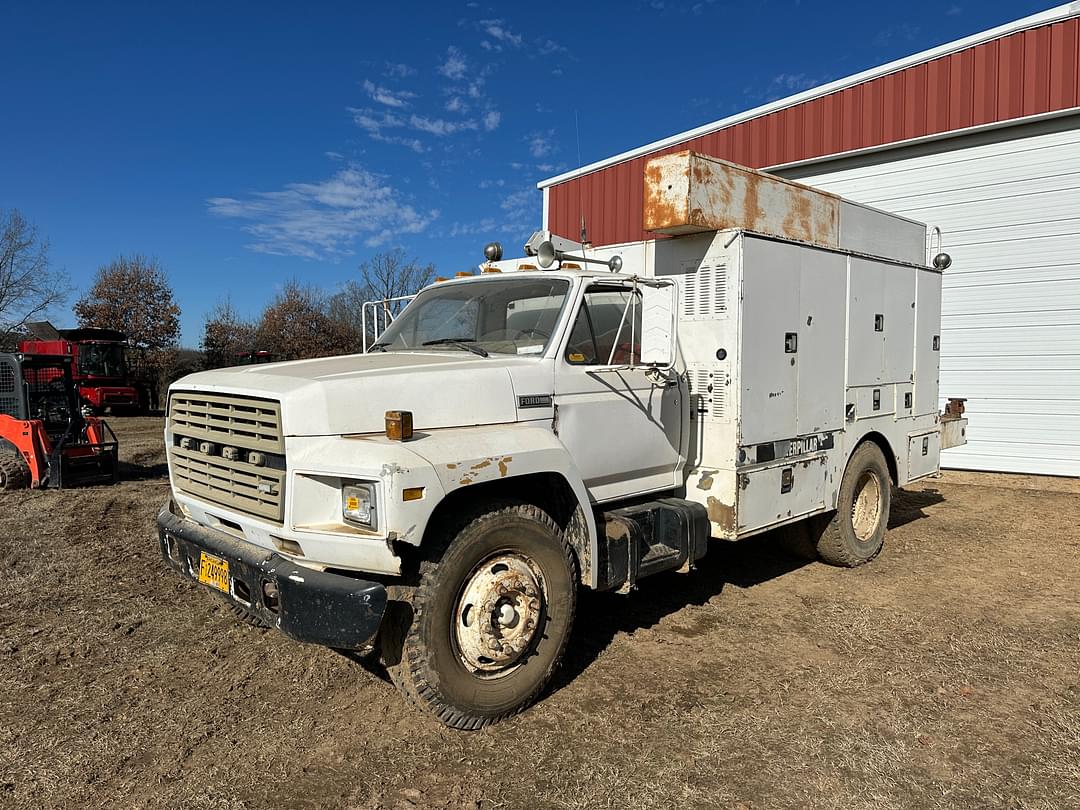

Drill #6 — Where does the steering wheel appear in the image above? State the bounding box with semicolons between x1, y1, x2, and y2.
512;327;550;340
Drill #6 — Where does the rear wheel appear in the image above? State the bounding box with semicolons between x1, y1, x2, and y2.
385;502;577;729
0;453;31;491
814;442;892;567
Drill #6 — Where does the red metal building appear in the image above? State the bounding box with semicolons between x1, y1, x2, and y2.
539;4;1080;477
542;5;1080;248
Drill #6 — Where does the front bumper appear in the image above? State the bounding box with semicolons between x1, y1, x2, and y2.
157;500;387;650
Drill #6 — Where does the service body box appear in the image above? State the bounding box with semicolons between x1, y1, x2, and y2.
586;228;944;540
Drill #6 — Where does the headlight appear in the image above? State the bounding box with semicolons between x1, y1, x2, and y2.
342;482;377;528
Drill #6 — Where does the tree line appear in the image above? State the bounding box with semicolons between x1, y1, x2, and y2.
201;249;433;367
0;207;435;399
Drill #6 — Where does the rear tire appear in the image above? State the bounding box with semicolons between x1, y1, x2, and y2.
814;442;892;567
0;453;31;491
385;502;577;729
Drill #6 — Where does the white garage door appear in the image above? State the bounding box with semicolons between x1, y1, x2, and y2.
780;114;1080;477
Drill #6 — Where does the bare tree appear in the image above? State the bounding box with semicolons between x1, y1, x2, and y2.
328;249;435;346
359;248;435;302
0;209;70;333
201;298;256;369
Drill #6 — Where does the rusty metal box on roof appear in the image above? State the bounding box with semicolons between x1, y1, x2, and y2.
643;151;925;265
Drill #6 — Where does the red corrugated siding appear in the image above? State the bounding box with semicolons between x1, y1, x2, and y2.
548;17;1080;246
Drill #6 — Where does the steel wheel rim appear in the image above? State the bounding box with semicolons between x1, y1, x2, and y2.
851;473;885;542
851;471;883;541
453;552;547;678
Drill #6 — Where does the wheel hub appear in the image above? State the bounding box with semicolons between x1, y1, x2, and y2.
851;471;883;541
455;554;545;674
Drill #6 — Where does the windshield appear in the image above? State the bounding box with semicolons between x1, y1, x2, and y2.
374;277;571;356
78;343;127;378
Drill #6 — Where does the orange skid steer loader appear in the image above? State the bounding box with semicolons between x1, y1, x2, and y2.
0;352;119;490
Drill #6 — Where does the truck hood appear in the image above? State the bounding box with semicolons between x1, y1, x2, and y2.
170;351;533;436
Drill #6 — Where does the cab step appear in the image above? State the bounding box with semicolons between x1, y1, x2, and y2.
596;498;710;592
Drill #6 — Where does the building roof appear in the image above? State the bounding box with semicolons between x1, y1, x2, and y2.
538;3;1080;190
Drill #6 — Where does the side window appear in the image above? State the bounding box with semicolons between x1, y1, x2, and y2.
565;286;641;365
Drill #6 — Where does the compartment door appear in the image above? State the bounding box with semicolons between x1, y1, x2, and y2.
797;249;847;434
739;238;799;445
847;258;885;386
914;269;942;416
908;430;941;480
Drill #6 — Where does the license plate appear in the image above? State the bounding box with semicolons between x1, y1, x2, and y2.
198;551;230;594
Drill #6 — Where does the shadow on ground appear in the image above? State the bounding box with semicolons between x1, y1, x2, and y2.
348;487;948;703
889;486;944;529
554;528;811;691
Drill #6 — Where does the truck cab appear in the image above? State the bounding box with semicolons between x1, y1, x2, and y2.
157;154;966;729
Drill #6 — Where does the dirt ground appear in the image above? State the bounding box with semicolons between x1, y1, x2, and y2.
0;417;1077;810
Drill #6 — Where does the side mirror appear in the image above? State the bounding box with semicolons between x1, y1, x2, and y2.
640;281;677;367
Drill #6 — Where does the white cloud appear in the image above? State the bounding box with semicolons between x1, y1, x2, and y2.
208;166;438;258
361;79;416;108
438;46;468;80
479;19;523;49
446;96;467;113
770;73;824;92
384;62;416;78
946;5;962;15
527;130;556;158
483;110;501;131
501;189;533;212
498;187;540;235
536;38;567;56
349;107;426;152
324;151;344;161
409;114;478;136
448;218;498;238
350;107;404;135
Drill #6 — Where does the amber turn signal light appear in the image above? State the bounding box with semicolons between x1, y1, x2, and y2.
385;410;414;441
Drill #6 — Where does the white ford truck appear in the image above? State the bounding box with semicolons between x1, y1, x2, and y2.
158;152;967;728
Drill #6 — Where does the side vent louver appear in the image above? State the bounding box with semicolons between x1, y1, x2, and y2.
680;261;727;320
686;366;727;420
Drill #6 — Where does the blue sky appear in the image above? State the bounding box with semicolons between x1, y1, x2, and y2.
2;0;1050;345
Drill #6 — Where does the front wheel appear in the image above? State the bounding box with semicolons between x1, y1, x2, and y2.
385;502;577;729
0;452;31;490
814;442;892;567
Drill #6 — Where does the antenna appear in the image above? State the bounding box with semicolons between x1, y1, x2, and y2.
575;110;588;247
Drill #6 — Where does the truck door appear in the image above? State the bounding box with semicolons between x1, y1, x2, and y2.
553;282;684;502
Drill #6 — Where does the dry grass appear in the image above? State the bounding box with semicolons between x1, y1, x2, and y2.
0;418;1077;809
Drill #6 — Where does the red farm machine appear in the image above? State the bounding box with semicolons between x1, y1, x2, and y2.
19;322;154;414
0;352;119;490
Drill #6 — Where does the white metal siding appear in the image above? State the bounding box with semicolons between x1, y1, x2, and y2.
781;115;1080;477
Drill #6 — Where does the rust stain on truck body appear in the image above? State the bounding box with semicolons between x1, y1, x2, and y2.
644;150;839;247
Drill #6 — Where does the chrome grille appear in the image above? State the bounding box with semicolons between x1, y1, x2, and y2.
169;392;285;522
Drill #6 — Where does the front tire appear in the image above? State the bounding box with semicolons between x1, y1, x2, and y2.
386;502;577;729
0;452;31;490
814;442;892;567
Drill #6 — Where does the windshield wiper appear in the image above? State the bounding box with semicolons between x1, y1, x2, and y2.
421;337;489;357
